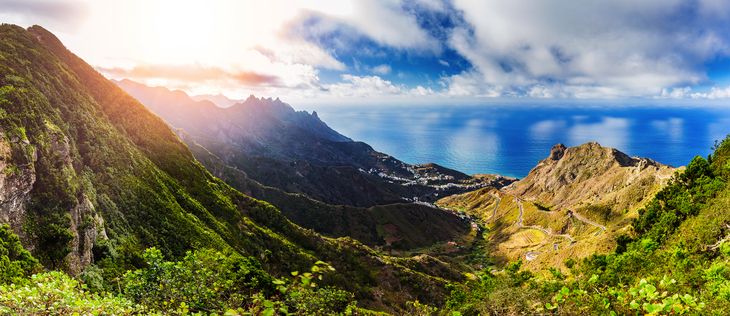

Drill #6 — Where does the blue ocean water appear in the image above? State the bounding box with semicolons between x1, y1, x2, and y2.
300;103;730;179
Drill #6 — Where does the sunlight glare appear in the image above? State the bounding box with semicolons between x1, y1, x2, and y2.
153;0;219;61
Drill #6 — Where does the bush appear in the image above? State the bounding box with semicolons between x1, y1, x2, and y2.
124;247;274;313
0;271;142;314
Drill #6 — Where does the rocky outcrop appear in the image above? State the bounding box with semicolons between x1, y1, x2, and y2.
509;142;677;211
0;126;105;275
0;134;37;252
67;197;107;274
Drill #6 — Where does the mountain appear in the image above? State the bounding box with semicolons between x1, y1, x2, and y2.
114;79;352;143
190;93;240;108
509;142;676;211
115;79;506;209
175;127;470;250
0;24;469;311
437;142;678;269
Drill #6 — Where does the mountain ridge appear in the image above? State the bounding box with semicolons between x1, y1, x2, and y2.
438;141;678;269
0;24;470;311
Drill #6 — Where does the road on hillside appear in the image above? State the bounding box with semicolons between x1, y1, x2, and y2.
487;193;501;222
568;210;607;236
515;198;575;243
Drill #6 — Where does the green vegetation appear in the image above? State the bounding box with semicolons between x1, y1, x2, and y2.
423;135;730;315
0;224;41;285
0;24;471;313
5;22;730;314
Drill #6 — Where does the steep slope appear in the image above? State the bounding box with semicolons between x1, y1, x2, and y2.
510;142;676;211
175;128;469;250
0;24;468;311
190;135;429;206
437;142;678;269
116;79;499;208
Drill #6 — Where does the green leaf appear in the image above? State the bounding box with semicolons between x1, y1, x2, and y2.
262;308;275;316
630;300;640;309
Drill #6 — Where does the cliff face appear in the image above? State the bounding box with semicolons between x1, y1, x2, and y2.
509;142;677;211
0;121;106;274
0;134;36;251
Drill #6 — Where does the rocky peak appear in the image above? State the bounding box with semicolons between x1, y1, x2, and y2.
550;143;566;161
509;142;676;211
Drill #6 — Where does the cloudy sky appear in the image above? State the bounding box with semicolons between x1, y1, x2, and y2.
3;0;730;103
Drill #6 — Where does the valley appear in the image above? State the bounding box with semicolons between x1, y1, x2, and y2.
1;23;728;316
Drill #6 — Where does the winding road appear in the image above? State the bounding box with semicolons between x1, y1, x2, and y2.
568;210;607;236
487;193;576;260
515;198;575;243
486;193;501;222
485;193;607;260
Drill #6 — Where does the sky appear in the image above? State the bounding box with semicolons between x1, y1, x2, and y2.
3;0;730;104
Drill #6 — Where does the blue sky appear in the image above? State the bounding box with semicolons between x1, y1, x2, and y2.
3;0;730;103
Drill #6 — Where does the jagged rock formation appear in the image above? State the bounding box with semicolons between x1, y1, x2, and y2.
117;79;494;208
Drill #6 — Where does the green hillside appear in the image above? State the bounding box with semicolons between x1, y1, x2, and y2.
0;24;468;313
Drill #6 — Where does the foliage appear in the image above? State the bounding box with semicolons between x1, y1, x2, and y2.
124;247;274;313
546;275;704;315
0;224;41;285
632;155;725;244
225;261;358;316
0;271;144;315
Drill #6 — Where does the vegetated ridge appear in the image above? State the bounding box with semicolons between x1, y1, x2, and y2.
115;79;508;208
175;127;470;250
0;24;471;312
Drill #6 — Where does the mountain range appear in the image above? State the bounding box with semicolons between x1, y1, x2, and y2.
3;23;730;315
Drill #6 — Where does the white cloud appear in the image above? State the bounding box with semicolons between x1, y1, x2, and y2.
409;86;436;96
654;86;692;99
369;64;392;75
441;0;728;98
690;86;730;99
287;0;440;53
326;75;404;97
438;59;449;67
528;85;555;98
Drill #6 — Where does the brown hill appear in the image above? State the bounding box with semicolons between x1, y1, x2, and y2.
438;142;680;270
509;142;676;212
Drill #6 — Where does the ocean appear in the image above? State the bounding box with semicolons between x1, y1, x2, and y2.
300;102;730;179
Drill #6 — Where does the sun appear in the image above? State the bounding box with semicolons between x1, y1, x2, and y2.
152;0;219;61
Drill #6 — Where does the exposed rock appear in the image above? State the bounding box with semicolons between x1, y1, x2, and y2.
550;143;566;161
509;142;677;212
49;132;72;167
0;126;104;275
66;197;107;275
0;138;36;253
